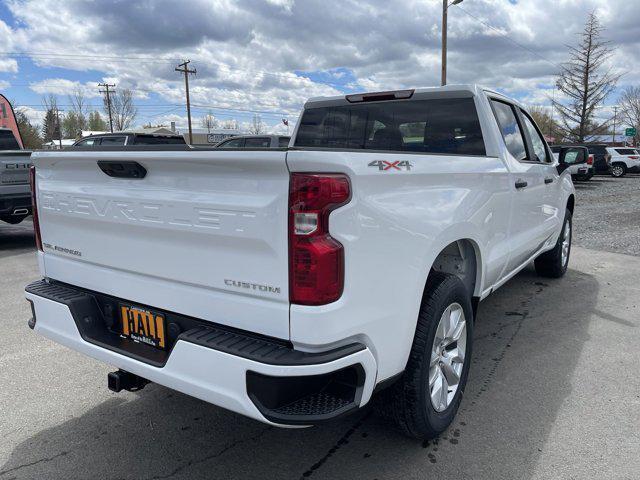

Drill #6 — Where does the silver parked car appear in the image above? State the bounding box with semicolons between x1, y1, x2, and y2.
215;135;290;148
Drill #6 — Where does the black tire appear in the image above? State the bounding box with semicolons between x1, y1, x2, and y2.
379;272;473;440
534;208;572;278
0;215;27;225
611;163;626;178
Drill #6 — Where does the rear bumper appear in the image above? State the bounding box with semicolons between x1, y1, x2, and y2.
0;193;31;216
25;279;377;426
627;165;640;174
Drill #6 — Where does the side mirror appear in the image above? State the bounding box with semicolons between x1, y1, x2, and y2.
557;147;586;173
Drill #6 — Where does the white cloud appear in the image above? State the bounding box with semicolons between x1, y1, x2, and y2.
2;0;638;127
28;78;103;98
16;106;45;126
0;80;11;89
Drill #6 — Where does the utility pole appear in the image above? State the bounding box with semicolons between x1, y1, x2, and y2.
98;83;116;133
441;0;463;86
175;60;196;144
55;107;63;149
612;105;618;144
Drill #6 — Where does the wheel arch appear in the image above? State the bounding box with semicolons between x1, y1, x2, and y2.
567;194;575;214
424;238;483;302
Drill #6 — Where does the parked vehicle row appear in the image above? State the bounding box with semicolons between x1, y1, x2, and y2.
549;143;640;180
25;84;579;440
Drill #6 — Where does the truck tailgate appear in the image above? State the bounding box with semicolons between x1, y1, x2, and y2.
1;151;32;186
33;149;291;339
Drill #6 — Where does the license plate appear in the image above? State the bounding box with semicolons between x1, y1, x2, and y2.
119;304;166;349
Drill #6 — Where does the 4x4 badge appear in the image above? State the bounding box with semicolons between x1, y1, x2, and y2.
368;160;412;171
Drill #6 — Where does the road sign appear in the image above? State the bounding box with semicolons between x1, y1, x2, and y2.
625;127;637;137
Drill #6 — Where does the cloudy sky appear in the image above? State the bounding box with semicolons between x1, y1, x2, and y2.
0;0;638;134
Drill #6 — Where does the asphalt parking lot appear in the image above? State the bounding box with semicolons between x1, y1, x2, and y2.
1;177;639;480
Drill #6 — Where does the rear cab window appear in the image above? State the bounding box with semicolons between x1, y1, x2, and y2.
0;129;20;150
294;97;486;155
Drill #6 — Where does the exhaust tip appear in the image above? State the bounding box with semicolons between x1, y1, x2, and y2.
12;208;29;216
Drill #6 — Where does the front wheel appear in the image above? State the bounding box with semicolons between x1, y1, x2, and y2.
534;209;572;278
380;272;473;439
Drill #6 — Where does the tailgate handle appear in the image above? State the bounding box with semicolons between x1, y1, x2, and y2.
97;161;147;179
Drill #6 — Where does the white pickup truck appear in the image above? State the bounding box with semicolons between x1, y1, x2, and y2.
25;85;577;439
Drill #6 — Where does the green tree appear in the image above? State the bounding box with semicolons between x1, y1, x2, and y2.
529;106;562;142
62;111;85;139
88;111;108;131
15;109;43;149
41;94;61;143
41;109;60;143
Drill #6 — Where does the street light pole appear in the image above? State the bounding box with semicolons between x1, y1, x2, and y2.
441;0;463;86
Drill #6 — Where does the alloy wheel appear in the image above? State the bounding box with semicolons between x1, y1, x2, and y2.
429;303;467;412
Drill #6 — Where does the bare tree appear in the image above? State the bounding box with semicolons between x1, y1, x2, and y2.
552;12;621;142
104;88;137;131
221;119;238;130
619;86;640;145
200;111;218;132
249;114;265;134
69;88;88;118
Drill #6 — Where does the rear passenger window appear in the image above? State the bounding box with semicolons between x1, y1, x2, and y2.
218;138;244;148
244;137;271;148
615;149;636;155
278;137;290;147
521;112;549;162
100;136;126;145
295;97;486;155
490;100;527;161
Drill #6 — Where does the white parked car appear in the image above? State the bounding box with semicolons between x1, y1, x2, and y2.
607;147;640;177
25;85;576;439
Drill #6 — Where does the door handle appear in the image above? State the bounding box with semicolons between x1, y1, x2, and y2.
515;179;528;189
97;161;147;179
544;177;554;184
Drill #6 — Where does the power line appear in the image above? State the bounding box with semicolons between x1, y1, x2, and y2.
454;4;562;71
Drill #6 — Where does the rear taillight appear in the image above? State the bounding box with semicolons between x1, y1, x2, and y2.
289;173;350;305
587;154;594;165
629;156;639;160
29;165;43;251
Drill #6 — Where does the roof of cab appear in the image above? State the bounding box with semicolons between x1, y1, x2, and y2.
305;84;487;107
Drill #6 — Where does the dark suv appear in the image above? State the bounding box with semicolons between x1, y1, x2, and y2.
585;144;611;174
73;132;186;147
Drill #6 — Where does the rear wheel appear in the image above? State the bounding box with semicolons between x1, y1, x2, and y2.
611;163;626;177
380;272;473;439
534;208;572;278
